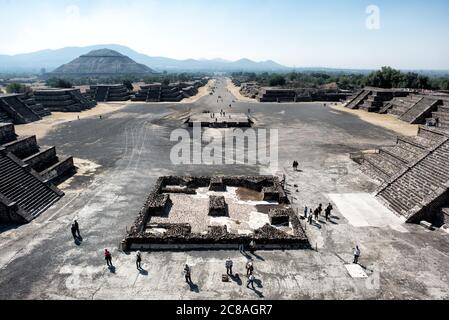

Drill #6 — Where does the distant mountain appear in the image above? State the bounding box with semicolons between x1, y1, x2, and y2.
1;44;448;76
0;44;292;73
49;49;154;77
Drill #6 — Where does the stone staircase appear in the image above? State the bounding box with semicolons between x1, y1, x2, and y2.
382;95;422;115
0;151;62;223
94;86;109;102
345;89;371;109
399;97;439;124
432;101;449;129
0;123;75;184
374;128;449;222
0;94;41;124
34;89;95;112
19;93;51;118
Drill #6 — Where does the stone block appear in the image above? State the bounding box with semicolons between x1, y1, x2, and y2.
208;196;227;216
269;208;292;225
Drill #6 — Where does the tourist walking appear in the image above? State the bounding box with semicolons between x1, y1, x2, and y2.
239;243;245;253
247;274;256;290
304;206;308;218
325;203;333;221
136;251;142;270
104;249;113;267
317;203;323;216
292;161;298;171
184;264;192;283
246;261;254;276
225;258;233;275
70;223;77;241
353;246;361;264
314;208;319;221
308;212;313;224
74;220;81;238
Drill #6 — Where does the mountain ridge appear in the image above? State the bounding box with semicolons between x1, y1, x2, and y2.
0;44;291;73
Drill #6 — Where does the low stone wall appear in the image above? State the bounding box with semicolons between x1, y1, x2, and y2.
40;156;75;184
0;193;30;224
2;136;39;159
0;123;16;144
123;175;308;251
23;147;57;172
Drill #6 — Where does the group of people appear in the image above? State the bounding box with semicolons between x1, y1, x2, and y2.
304;203;334;224
225;258;256;289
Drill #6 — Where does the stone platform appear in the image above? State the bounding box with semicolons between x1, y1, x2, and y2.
123;176;309;250
188;113;252;127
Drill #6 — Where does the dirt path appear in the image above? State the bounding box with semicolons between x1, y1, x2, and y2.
226;78;257;103
181;79;216;103
14;102;130;140
330;104;419;136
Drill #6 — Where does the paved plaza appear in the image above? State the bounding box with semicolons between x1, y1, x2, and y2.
0;79;448;300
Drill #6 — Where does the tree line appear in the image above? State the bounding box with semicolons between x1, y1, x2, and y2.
232;67;449;91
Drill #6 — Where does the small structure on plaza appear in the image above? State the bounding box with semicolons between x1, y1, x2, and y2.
187;112;252;128
0;122;75;224
86;84;131;102
33;88;96;112
0;93;44;124
381;94;449;127
257;87;297;102
122;175;309;251
132;79;208;102
345;87;413;112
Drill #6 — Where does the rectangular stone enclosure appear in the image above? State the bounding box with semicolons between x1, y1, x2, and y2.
122;176;309;251
187;113;252;128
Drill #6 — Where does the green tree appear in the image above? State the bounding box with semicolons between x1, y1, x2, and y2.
6;83;30;94
269;75;286;87
46;78;73;88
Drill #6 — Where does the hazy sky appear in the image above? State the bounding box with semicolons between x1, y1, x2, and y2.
1;0;449;69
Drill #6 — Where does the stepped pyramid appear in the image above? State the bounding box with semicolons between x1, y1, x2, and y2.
0;123;75;223
49;49;154;78
353;126;449;227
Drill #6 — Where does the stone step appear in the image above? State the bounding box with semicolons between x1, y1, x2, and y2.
0;152;62;221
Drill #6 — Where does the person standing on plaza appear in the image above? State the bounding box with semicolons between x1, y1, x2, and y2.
184;264;192;283
74;220;81;239
353;246;361;264
246;261;254;276
325;203;333;221
104;249;113;267
225;258;233;275
247;274;256;290
136;251;142;270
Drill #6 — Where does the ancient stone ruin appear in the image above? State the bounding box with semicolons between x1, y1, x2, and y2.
257;87;297;102
187;112;252;128
122;175;309;251
381;95;449;128
33;88;96;112
0;123;75;224
345;87;413;112
87;84;131;102
0;93;44;124
47;49;155;79
351;125;449;227
132;79;208;102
